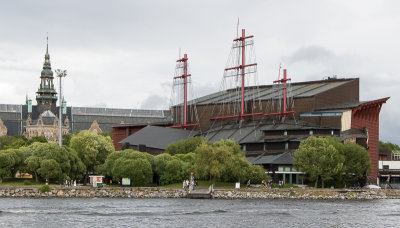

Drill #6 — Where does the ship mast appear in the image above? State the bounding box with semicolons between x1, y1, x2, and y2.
170;53;200;129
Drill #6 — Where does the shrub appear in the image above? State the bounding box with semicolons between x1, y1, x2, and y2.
40;185;50;193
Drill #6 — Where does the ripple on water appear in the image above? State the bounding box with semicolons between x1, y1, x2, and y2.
0;198;399;227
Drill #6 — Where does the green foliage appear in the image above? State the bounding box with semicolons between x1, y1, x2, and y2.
173;153;196;165
99;131;112;138
340;141;371;183
25;143;85;183
62;134;73;147
5;139;27;149
40;185;50;193
379;141;400;151
70;130;114;174
27;136;47;145
153;153;194;185
246;165;268;184
294;136;344;188
194;139;263;183
166;136;208;155
105;150;154;186
0;149;17;182
0;135;28;150
160;159;186;185
153;153;173;183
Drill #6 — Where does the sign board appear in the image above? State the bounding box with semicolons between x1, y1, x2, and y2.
235;182;240;189
122;178;131;186
89;176;103;184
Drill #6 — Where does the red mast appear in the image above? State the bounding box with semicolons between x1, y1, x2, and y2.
209;29;295;121
210;29;260;121
269;69;295;117
170;53;200;129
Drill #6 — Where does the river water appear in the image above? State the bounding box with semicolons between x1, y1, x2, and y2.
0;198;399;227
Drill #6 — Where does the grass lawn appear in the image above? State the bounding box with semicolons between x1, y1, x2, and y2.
0;178;57;187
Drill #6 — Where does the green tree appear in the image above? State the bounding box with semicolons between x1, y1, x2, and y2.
246;165;268;184
379;141;400;151
341;142;371;185
0;149;17;183
25;143;85;182
153;153;174;184
160;159;187;185
105;149;154;186
27;136;47;145
62;134;73;147
166;136;208;155
5;139;27;149
99;131;112;138
70;131;114;180
194;139;258;184
293;136;344;188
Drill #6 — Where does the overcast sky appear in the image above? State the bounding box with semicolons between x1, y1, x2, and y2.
0;0;398;144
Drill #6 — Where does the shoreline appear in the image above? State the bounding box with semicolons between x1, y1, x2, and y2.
1;186;400;200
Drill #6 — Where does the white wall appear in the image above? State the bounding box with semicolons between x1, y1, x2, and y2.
379;160;400;169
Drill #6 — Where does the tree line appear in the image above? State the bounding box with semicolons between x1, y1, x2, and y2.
0;132;266;186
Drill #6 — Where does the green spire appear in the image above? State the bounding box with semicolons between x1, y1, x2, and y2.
36;35;57;108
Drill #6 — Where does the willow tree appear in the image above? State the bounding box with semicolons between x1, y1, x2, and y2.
70;130;114;181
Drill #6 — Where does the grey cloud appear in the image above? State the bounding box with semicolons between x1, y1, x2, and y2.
283;46;335;64
140;95;169;110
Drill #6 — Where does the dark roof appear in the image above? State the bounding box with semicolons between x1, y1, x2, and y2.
248;152;294;165
317;97;390;111
203;119;339;144
189;78;356;106
340;128;367;141
120;126;199;150
112;121;172;128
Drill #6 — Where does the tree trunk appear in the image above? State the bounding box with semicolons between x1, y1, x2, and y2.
321;178;325;188
314;177;318;188
0;178;2;184
35;172;38;183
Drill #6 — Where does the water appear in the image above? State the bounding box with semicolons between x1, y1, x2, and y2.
0;198;399;227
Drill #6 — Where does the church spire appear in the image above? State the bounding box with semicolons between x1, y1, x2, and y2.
36;35;57;114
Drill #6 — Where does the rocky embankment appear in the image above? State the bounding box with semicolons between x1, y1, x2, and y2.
1;186;400;200
212;188;400;200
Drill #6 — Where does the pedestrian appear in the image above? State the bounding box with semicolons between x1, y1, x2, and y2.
247;179;251;188
74;180;76;187
183;179;186;190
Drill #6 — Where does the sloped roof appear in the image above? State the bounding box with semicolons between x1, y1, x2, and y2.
248;151;294;165
340;128;367;141
317;97;390;111
189;78;356;106
204;119;338;144
120;126;199;150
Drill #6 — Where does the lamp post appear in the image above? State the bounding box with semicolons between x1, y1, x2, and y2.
55;69;67;147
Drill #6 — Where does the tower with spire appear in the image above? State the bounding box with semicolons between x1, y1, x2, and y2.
36;37;57;114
